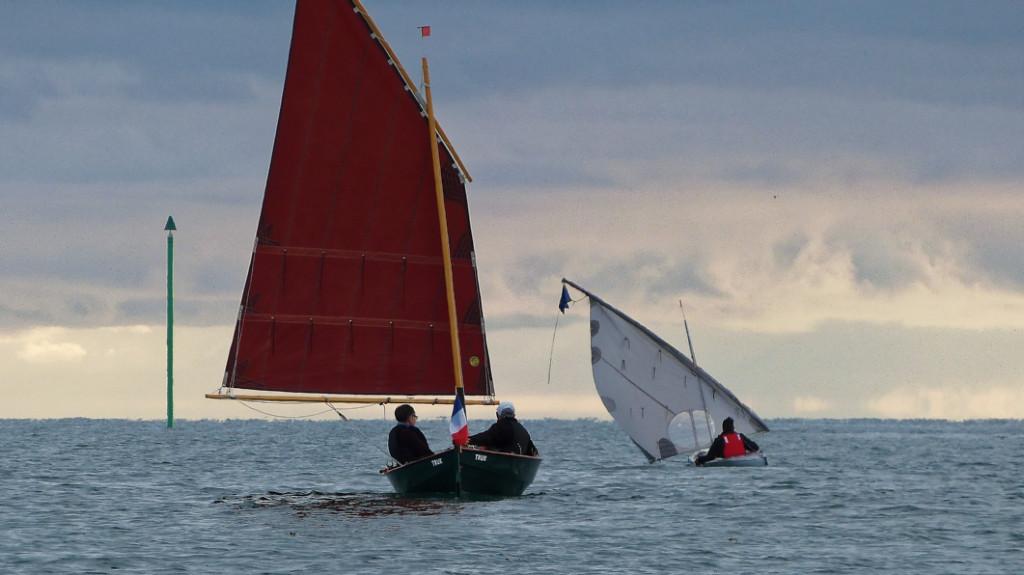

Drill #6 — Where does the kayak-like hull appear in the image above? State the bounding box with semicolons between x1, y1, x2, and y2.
383;447;541;497
696;452;768;467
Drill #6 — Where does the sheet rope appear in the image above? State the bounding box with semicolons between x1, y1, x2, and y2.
546;292;584;385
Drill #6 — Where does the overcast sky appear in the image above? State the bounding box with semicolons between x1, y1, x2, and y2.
2;1;1022;422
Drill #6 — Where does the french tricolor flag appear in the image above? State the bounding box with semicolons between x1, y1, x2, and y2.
450;394;469;446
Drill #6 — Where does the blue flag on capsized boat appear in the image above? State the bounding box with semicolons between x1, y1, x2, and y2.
558;285;571;313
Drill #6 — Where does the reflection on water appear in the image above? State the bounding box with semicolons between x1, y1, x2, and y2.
226;491;464;518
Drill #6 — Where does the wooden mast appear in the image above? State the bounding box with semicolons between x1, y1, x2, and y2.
423;54;466;497
204;393;495;405
422;56;465;397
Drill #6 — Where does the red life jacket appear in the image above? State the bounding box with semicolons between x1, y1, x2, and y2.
721;432;747;458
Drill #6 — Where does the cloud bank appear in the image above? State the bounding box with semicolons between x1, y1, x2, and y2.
1;1;1022;419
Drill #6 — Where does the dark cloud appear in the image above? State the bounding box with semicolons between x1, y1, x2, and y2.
0;1;292;106
425;1;1024;189
1;0;1022;334
409;1;1023;110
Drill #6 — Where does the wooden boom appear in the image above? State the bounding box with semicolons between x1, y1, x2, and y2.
205;393;497;405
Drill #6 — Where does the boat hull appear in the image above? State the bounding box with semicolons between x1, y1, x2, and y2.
383;447;541;497
696;452;768;467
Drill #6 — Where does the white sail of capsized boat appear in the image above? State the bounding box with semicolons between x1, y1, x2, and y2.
562;279;768;463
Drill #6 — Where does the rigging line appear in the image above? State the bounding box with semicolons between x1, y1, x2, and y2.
235;401;334;419
324;400;393;461
678;299;697;366
546;312;561;386
678;300;712;439
547;290;583;385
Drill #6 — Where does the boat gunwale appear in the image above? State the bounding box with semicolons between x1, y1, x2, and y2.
381;445;542;475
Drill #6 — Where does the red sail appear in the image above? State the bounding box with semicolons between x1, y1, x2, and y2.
223;0;494;398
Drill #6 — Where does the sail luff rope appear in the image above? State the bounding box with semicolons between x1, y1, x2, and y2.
222;235;261;394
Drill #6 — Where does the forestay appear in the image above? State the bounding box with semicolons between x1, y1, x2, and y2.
565;280;768;463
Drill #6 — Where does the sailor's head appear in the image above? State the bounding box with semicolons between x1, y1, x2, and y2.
395;404;416;423
497;401;516;419
722;417;735;433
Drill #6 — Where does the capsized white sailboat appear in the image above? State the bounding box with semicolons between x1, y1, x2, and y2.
561;279;769;465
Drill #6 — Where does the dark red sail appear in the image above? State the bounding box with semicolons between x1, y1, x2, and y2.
223;0;494;398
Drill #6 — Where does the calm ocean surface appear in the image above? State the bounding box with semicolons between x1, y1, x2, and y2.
2;418;1022;574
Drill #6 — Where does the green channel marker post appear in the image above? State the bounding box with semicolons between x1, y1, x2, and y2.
164;216;176;428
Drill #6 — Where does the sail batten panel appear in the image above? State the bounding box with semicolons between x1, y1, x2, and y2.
283;28;372;247
360;97;435;253
328;81;420;252
228;313;489;396
256;3;332;247
224;0;493;399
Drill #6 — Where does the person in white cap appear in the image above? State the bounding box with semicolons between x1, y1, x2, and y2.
467;401;538;456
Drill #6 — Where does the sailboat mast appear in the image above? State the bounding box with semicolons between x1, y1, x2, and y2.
423;56;465;394
679;300;696;365
679;299;713;440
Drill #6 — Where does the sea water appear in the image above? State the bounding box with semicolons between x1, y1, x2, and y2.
2;418;1021;574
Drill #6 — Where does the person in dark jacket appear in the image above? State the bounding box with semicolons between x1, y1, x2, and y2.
467;401;538;456
694;417;759;465
388;404;433;464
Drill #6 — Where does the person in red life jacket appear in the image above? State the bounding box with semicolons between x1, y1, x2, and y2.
388;404;433;464
467;401;539;456
694;417;759;466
